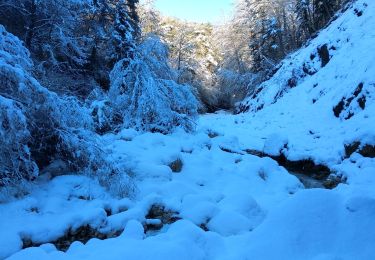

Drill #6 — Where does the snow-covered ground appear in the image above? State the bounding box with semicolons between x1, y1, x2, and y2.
1;0;375;259
2;113;375;259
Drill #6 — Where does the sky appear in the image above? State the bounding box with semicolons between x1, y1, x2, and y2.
154;0;234;24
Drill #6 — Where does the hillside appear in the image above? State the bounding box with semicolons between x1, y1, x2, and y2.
232;0;375;165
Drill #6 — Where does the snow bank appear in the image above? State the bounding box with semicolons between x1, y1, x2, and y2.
229;0;375;165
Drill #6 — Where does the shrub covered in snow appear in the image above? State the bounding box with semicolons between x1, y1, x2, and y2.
86;88;120;134
0;25;134;195
109;36;198;134
0;96;38;186
1;25;91;168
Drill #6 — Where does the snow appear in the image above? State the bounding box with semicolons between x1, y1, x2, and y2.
4;120;374;259
0;126;302;259
109;36;198;134
232;0;375;165
2;0;375;259
233;189;375;260
263;133;288;156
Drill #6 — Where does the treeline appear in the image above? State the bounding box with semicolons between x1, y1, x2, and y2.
0;0;198;191
0;0;140;95
140;0;351;109
216;0;352;108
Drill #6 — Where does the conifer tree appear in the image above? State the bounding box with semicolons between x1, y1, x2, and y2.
113;0;139;62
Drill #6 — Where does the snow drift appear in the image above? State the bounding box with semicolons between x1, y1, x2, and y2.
235;0;375;165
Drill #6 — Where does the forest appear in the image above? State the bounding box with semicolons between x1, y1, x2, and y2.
1;0;375;259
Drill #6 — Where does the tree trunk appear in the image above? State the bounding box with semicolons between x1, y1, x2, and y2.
25;0;37;49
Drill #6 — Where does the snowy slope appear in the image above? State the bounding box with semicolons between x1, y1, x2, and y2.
230;0;375;165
